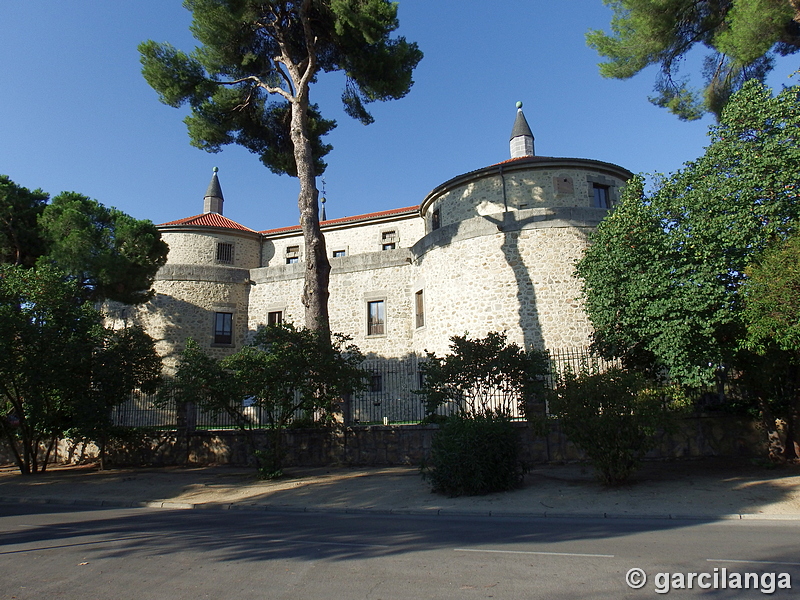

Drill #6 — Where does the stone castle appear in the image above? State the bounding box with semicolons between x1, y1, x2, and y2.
112;105;631;370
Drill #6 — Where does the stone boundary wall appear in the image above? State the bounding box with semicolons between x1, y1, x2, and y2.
38;414;767;469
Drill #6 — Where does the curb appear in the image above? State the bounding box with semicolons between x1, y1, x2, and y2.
3;496;800;522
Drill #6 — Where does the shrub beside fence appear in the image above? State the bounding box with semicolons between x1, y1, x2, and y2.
112;348;619;430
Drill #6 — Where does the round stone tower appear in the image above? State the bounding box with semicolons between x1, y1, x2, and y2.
411;103;632;355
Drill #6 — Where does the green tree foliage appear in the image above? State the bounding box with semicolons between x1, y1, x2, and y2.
740;233;800;459
165;323;366;477
0;266;162;475
0;265;97;474
578;81;800;386
422;412;524;496
39;193;169;305
587;0;800;119
72;326;162;470
743;232;800;354
418;331;549;418
139;0;422;335
0;175;48;267
417;332;549;496
0;176;168;305
577;81;800;459
0;175;166;474
549;368;680;485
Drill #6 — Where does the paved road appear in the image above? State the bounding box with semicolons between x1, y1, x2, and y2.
1;504;799;599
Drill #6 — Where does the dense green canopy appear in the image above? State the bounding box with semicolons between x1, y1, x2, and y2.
0;265;161;474
0;176;168;305
743;232;800;354
588;0;800;119
577;81;800;385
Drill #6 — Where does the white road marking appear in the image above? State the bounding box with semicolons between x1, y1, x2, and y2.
454;548;614;558
707;558;800;567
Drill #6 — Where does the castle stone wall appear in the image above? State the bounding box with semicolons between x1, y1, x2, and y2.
423;162;628;231
119;273;251;371
409;209;596;356
161;230;261;269
262;215;423;266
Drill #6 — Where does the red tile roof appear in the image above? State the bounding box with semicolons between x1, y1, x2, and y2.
159;213;257;233
260;205;419;235
491;155;557;167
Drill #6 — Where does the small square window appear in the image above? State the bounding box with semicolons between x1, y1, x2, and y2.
367;300;385;336
216;242;234;264
381;230;397;250
214;312;233;345
285;245;300;264
332;249;346;258
267;311;283;326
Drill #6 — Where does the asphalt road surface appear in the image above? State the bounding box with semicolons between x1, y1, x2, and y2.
1;504;798;599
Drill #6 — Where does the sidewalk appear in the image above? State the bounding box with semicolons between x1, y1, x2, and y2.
2;458;800;520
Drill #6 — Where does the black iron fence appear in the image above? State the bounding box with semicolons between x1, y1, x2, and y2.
112;348;618;430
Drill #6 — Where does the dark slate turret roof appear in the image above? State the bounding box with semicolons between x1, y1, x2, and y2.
205;170;224;200
510;108;534;141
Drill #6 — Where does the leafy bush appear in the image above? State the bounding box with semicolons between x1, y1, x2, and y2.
164;324;367;478
417;332;548;495
549;368;681;485
418;332;549;417
422;412;524;496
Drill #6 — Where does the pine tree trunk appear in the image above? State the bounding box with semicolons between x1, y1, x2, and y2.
290;96;331;340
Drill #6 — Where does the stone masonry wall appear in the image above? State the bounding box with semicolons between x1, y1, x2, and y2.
425;166;627;230
249;250;418;357
119;275;251;371
162;230;261;269
411;210;597;356
262;215;423;267
56;415;765;469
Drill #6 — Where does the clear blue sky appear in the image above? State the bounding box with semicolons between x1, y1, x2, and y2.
1;1;797;231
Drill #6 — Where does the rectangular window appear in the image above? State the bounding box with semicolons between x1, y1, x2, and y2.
367;300;385;336
285;245;300;264
267;311;283;326
593;184;610;208
431;208;440;231
214;312;233;345
415;290;424;328
381;230;397;250
370;374;383;393
332;249;346;258
216;242;234;264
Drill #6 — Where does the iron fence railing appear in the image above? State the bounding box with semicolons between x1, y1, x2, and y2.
112;347;615;429
110;389;177;429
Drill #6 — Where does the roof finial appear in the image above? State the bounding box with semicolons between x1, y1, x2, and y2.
204;167;224;215
510;101;535;158
320;177;327;221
